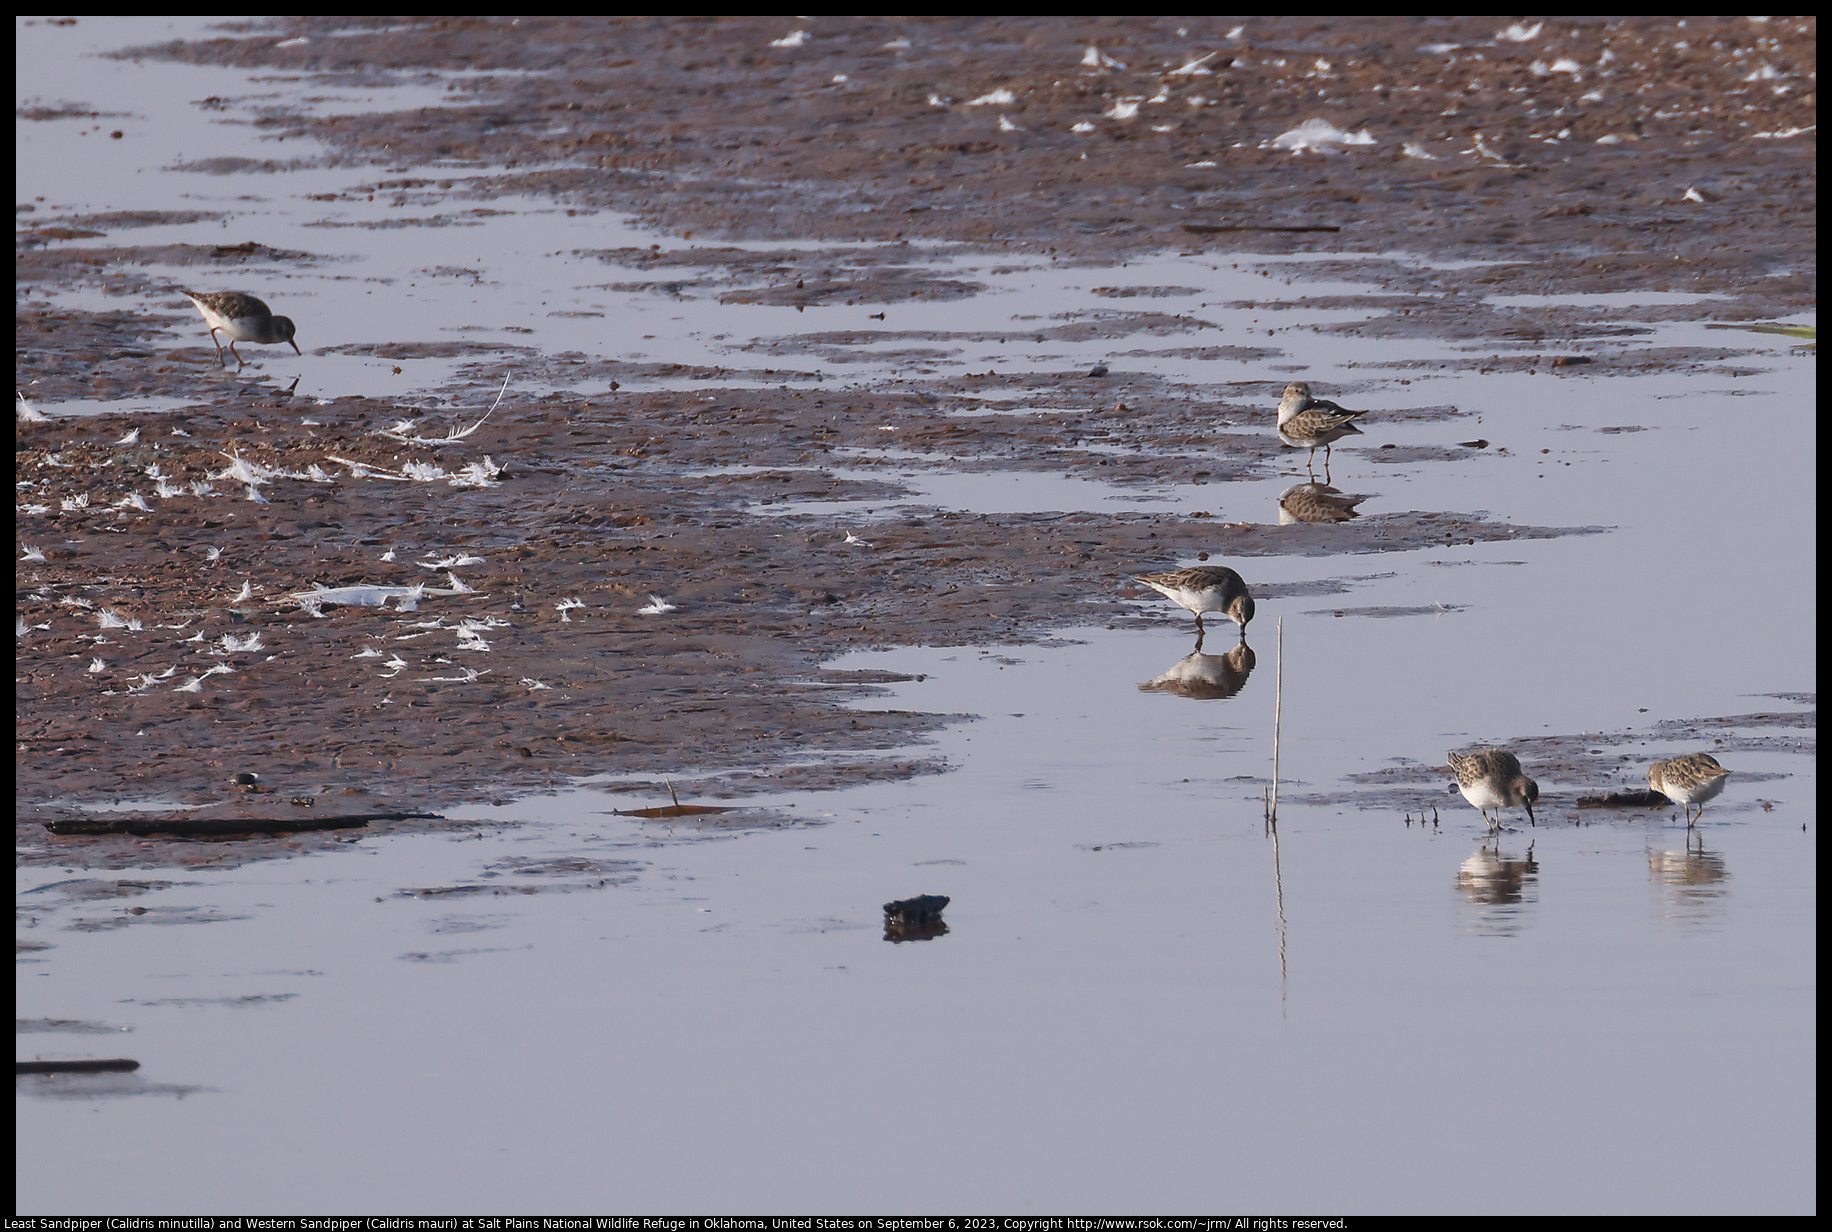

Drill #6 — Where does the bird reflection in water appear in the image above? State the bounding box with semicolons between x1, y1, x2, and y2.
1137;633;1257;701
1277;481;1372;525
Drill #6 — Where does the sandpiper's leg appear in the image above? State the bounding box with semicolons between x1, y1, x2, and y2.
1195;612;1206;634
209;329;228;367
229;339;246;368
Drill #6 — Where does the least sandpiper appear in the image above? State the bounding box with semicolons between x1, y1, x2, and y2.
1647;752;1732;826
178;289;301;368
1448;748;1539;830
1277;382;1366;470
1133;565;1255;640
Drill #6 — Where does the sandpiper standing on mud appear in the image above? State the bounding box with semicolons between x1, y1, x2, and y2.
179;289;301;368
1277;382;1366;471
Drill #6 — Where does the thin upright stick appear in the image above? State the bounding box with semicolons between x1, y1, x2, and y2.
1269;617;1284;826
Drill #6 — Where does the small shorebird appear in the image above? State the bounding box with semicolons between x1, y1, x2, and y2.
1647;753;1732;826
1132;566;1255;640
1448;748;1539;830
178;289;301;368
1277;382;1366;471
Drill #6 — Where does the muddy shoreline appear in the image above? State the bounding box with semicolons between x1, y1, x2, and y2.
16;17;1815;855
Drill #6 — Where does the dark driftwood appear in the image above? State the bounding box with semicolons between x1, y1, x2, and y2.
615;804;732;818
1182;223;1341;234
42;812;440;837
1575;790;1669;810
17;1058;141;1074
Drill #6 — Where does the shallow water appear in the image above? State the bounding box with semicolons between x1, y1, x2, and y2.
16;16;1815;1215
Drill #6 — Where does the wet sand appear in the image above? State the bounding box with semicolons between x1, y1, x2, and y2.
16;16;1816;852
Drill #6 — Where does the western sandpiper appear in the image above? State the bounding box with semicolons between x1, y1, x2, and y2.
1647;752;1732;826
1133;565;1255;640
178;289;301;368
1277;382;1366;470
1448;748;1539;829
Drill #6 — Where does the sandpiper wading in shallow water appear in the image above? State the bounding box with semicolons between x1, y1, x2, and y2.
1647;752;1733;826
178;289;301;368
1132;566;1256;641
1448;748;1540;830
1277;381;1366;470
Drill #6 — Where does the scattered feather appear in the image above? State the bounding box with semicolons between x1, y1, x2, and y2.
638;595;678;615
424;666;489;683
115;427;142;445
376;377;510;446
20;544;47;562
1267;117;1377;153
291;583;429;614
965;88;1017;106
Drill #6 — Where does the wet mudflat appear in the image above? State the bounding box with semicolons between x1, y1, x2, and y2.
16;16;1815;1215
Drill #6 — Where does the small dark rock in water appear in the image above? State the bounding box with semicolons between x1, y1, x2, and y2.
1088;363;1109;377
883;894;949;922
883;894;950;943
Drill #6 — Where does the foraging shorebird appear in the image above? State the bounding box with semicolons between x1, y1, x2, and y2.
1448;748;1540;830
1132;565;1255;641
178;289;301;368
